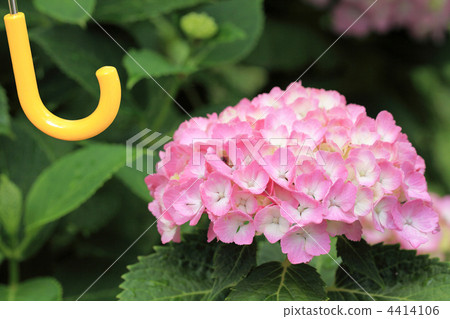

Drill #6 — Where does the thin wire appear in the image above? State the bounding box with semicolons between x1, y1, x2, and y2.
8;0;18;14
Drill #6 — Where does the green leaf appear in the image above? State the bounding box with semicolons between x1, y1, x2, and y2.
227;260;327;301
0;175;22;237
309;236;340;287
411;67;450;189
0;121;69;196
25;144;126;230
94;0;210;24
412;67;450;123
0;86;11;137
207;243;256;300
215;65;268;97
119;234;217;300
0;8;7;30
19;223;58;261
328;238;450;301
63;190;120;236
212;22;247;45
0;277;62;301
124;22;159;49
30;26;123;97
245;19;327;72
22;123;75;163
115;166;151;202
33;0;96;25
199;0;264;66
123;49;196;89
336;237;384;287
434;129;450;189
256;240;285;265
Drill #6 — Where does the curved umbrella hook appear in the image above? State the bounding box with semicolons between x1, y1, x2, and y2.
4;0;121;141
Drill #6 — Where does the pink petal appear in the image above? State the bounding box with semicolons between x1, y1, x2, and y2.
292;118;326;145
378;160;402;193
280;228;311;264
207;222;217;242
372;196;402;232
231;188;259;215
200;173;232;216
324;179;357;223
233;161;270;194
205;152;233;178
145;174;169;195
163;180;204;225
325;125;350;152
261;126;290;146
327;221;362;241
214;212;255;245
400;200;439;233
264;107;298;133
303;222;331;256
350;117;379;146
354;187;373;217
254;205;290;243
263;148;296;189
316;151;348;182
148;201;162;219
347;149;380;187
403;169;431;202
157;216;180;244
295;170;331;201
376;111;401;143
396;224;429;249
280;192;324;226
281;223;330;264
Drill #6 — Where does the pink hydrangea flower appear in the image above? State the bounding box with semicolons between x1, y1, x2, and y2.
281;222;331;264
295;170;332;201
327;220;362;241
363;193;449;259
396;200;439;248
200;173;232;217
323;179;358;224
254;205;290;243
280;192;324;226
231;187;259;215
214;211;255;245
372;196;402;232
145;81;439;264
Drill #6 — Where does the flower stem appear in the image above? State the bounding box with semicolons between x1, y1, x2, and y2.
8;259;19;287
282;257;291;268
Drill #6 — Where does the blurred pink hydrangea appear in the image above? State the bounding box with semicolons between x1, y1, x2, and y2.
145;81;439;264
304;0;450;41
363;193;450;259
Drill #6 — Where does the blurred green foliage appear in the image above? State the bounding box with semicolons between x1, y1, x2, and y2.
0;0;449;300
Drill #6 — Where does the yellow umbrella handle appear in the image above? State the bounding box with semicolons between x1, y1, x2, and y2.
4;9;121;141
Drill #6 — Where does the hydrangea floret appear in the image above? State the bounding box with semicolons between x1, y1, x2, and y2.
364;193;450;258
145;81;439;264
